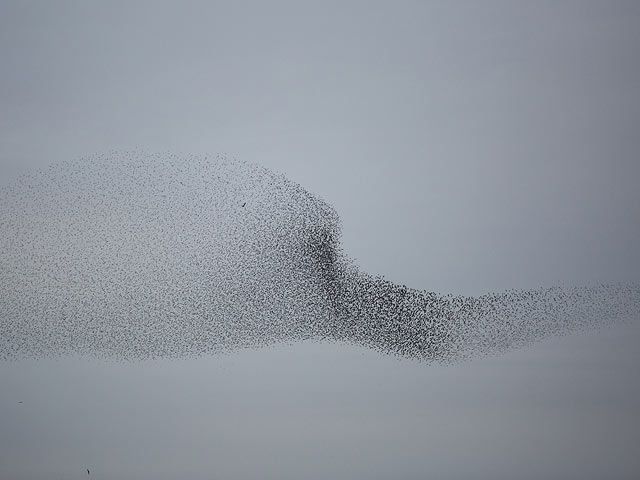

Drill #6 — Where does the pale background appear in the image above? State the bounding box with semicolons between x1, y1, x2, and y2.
1;1;639;478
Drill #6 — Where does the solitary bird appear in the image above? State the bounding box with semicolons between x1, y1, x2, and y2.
87;469;90;475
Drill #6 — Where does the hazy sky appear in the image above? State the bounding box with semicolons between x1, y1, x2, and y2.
1;1;639;479
2;0;639;294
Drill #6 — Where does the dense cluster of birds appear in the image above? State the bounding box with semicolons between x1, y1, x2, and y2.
1;152;638;362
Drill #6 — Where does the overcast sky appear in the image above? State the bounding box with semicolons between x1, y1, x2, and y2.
2;0;639;294
1;1;639;479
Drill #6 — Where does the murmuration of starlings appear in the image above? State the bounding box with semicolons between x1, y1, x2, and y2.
1;152;638;362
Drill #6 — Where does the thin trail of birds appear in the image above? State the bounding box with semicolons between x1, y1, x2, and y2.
0;152;638;362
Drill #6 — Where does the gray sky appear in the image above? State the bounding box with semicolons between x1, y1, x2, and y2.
2;0;639;294
1;1;639;479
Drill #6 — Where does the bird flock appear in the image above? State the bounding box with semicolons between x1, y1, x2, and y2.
1;152;638;362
